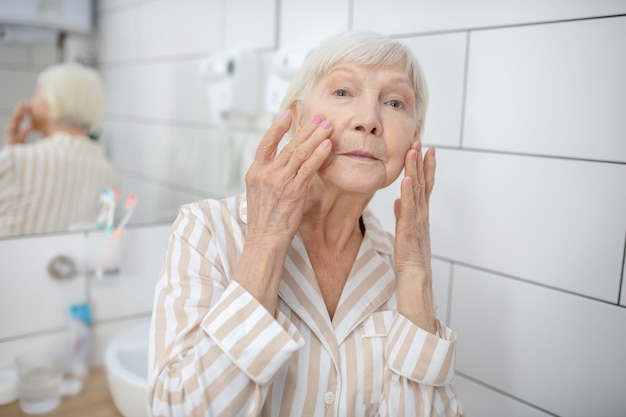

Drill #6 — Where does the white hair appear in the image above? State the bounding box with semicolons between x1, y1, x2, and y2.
37;62;104;133
280;31;429;140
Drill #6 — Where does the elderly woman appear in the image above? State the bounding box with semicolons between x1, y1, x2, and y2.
0;62;118;236
148;31;463;416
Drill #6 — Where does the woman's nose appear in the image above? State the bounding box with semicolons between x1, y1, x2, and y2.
353;99;383;136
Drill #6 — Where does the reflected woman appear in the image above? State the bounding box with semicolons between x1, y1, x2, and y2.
0;62;118;237
149;31;463;416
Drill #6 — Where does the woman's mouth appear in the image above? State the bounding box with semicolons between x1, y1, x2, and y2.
339;151;380;162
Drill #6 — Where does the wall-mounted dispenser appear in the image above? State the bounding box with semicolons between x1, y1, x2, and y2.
199;50;259;125
265;45;315;115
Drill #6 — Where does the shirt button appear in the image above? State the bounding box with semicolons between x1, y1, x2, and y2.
324;391;335;405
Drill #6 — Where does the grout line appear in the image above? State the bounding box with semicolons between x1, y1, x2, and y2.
0;327;66;344
274;0;281;49
456;371;560;416
458;31;471;148
0;313;153;344
115;169;223;199
92;312;152;326
425;144;626;166
347;0;355;30
102;113;267;134
432;254;626;309
446;263;455;326
220;0;227;49
389;13;626;40
103;114;212;129
97;47;272;69
618;230;626;305
100;116;626;167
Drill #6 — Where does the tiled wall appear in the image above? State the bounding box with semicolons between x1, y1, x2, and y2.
0;224;171;368
1;0;625;415
97;2;626;415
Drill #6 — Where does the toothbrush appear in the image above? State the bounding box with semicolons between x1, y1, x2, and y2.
102;188;121;235
95;188;113;230
113;194;137;238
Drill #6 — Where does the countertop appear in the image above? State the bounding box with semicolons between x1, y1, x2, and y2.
0;368;123;417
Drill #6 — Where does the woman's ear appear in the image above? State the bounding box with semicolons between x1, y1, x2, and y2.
414;119;424;141
290;101;303;131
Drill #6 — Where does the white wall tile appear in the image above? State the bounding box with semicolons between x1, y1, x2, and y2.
89;225;171;321
97;0;141;13
116;175;204;226
0;332;66;369
620;247;626;307
30;44;57;67
139;0;221;59
102;59;210;123
224;0;276;49
0;44;29;65
97;6;140;63
431;258;451;325
102;120;234;195
279;0;349;46
429;149;626;302
0;232;87;339
455;376;552;417
0;69;37;109
451;265;626;417
464;17;626;162
0;317;151;369
401;32;467;147
353;0;626;35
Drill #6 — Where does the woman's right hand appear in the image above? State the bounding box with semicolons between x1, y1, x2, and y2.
244;110;333;245
233;110;332;312
4;102;32;146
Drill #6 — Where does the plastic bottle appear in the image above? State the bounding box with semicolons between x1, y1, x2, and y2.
61;303;92;396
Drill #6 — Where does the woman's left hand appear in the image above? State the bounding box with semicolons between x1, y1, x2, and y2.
4;102;33;146
393;141;437;333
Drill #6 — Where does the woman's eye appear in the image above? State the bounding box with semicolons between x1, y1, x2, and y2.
334;89;348;97
388;100;404;109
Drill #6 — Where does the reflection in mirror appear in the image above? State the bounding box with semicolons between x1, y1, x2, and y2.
0;62;119;237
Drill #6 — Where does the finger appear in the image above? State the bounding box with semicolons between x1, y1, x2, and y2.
254;109;293;164
395;176;415;234
5;103;32;145
284;118;332;173
290;137;333;188
5;103;29;133
275;114;324;166
17;125;32;144
424;147;436;203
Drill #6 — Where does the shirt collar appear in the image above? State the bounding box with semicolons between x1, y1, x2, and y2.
237;194;394;256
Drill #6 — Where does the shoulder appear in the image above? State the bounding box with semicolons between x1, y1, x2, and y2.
0;142;36;173
173;194;246;235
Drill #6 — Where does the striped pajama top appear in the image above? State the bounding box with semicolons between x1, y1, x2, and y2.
148;194;464;417
0;132;118;237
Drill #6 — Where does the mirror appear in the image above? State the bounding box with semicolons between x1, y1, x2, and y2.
0;1;271;240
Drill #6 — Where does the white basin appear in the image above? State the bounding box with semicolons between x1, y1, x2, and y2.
105;320;150;417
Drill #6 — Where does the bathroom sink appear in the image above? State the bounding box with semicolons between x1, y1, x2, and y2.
105;320;150;417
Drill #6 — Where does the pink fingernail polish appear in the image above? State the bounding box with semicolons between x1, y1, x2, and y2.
412;150;418;161
280;109;291;120
312;114;322;124
431;147;436;157
322;119;332;129
416;141;422;153
321;139;331;149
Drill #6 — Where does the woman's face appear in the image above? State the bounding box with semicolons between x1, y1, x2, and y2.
30;85;51;131
295;61;419;195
